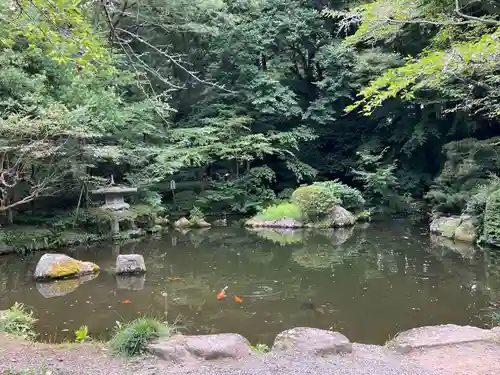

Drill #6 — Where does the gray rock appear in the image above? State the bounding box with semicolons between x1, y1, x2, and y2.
329;206;356;227
454;215;477;243
0;243;14;255
212;219;227;227
148;333;253;363
429;216;461;239
34;254;100;280
192;219;211;228
154;217;170;227
245;219;303;228
273;327;352;356
430;215;478;243
116;274;146;290
174;217;192;228
387;324;500;354
116;254;146;275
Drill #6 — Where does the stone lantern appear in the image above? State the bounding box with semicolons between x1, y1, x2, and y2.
91;184;137;234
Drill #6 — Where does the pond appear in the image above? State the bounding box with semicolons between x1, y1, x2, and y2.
1;220;500;346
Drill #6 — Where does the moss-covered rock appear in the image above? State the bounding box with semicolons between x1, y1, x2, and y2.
454;216;477;243
430;215;478;243
291;185;340;221
430;216;462;239
34;254;100;280
484;189;500;247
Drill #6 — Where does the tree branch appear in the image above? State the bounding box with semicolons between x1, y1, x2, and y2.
454;0;499;26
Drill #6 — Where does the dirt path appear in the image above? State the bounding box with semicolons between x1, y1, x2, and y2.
2;325;500;375
0;334;155;375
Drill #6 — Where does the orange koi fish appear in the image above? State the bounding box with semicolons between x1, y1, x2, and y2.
234;296;243;303
167;277;183;281
122;300;132;304
217;286;228;300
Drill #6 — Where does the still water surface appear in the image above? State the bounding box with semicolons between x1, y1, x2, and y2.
1;220;500;345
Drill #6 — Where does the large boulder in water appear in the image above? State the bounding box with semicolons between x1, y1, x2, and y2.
454;215;477;243
430;216;462;239
273;327;352;355
328;206;356;227
174;217;192;228
148;333;253;362
116;254;146;274
430;215;477;243
34;254;100;280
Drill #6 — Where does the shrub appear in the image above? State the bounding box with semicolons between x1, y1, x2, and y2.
483;188;500;247
254;202;302;221
465;175;500;217
276;188;295;200
109;317;175;356
251;343;270;353
313;181;365;211
0;303;37;340
291;185;340;221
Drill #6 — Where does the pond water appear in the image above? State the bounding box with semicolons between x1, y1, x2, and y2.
1;220;500;346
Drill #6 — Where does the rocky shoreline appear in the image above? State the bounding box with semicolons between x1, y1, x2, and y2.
2;324;500;375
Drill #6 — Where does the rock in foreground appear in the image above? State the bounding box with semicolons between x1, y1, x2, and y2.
34;254;100;280
273;327;352;356
116;254;146;275
148;333;253;362
387;324;500;354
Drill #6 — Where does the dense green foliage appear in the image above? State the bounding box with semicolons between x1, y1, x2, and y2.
291;185;340;221
313;181;365;211
109;317;175;356
0;0;499;235
484;189;500;247
0;302;37;340
254;202;303;222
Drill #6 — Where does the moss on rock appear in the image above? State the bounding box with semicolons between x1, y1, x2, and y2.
34;254;100;280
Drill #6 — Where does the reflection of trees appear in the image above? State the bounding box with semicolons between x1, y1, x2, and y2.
246;227;355;247
292;247;333;269
157;273;213;310
249;228;305;246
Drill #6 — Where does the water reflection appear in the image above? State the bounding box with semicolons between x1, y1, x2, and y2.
36;273;99;298
0;220;499;345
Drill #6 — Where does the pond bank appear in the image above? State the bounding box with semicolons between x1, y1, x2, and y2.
2;324;500;375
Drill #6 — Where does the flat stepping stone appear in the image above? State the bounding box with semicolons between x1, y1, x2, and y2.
272;327;352;356
387;325;500;353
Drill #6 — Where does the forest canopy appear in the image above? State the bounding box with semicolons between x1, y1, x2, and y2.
0;0;499;220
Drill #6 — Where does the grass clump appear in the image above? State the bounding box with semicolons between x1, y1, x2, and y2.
251;343;270;353
254;202;302;221
109;317;175;356
0;302;37;340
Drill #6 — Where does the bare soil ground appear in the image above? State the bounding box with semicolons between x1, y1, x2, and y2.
2;330;500;375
